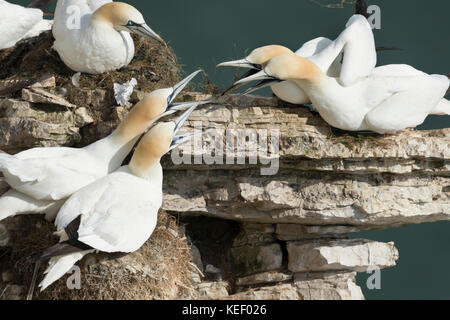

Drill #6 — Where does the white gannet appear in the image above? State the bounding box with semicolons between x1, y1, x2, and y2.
36;105;200;291
0;0;53;50
0;71;202;221
218;14;376;104
53;1;165;74
233;52;450;134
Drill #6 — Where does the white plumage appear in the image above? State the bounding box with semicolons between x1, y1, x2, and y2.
234;51;449;134
39;168;159;291
39;105;201;291
53;0;164;74
56;167;162;253
53;0;111;40
0;0;53;50
218;15;376;105
0;71;202;221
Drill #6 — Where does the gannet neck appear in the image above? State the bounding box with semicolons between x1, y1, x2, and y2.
268;54;325;85
129;123;174;180
82;96;166;171
112;98;164;145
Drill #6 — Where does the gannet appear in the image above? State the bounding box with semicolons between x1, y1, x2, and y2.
233;52;450;134
53;1;165;74
36;105;200;292
0;71;202;221
0;0;53;50
218;14;376;104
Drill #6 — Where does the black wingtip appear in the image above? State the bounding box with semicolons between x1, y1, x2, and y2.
27;0;54;11
376;46;404;52
29;215;93;263
36;243;88;262
355;0;370;19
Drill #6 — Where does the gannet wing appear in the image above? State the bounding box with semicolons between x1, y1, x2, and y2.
295;37;333;57
306;15;377;87
56;170;161;254
365;70;449;133
0;1;44;49
296;37;343;78
370;64;428;78
86;0;111;11
53;0;112;41
1;148;103;200
339;15;377;87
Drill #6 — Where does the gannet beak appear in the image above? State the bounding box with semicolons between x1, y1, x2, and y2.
127;23;165;45
169;103;201;151
169;132;202;151
218;59;264;96
233;70;282;95
159;100;211;119
222;69;263;96
167;70;203;105
217;59;261;70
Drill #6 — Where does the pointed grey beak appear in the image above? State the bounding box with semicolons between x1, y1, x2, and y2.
127;22;165;45
222;68;264;96
159;100;211;120
169;132;202;151
167;70;203;105
217;59;262;70
242;79;282;95
233;70;282;95
218;59;263;96
169;103;202;151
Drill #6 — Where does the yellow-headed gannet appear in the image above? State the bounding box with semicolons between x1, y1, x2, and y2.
36;105;201;291
218;14;376;104
0;70;202;221
0;0;53;50
233;53;450;134
53;1;165;74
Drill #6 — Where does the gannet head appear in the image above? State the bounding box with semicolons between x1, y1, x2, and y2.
137;70;204;121
94;2;165;45
217;45;293;95
232;53;322;95
130;106;200;174
217;45;294;70
134;122;176;163
115;71;204;141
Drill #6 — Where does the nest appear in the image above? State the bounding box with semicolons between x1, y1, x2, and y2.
0;32;181;94
0;28;202;300
0;30;185;151
0;211;194;300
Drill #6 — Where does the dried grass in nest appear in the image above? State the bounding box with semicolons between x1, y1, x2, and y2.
328;127;392;149
1;211;194;300
0;32;182;97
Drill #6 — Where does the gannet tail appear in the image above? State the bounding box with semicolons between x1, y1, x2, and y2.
39;250;90;292
430;98;450;115
446;74;450;96
0;190;64;222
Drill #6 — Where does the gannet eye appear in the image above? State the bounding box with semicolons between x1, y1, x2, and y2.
127;21;135;27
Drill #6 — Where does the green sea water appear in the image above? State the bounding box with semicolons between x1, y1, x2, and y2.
15;0;450;299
